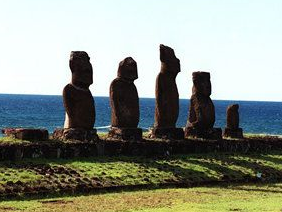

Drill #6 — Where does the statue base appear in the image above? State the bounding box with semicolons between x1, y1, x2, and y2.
108;127;143;141
149;127;184;140
2;128;49;141
185;127;222;140
223;128;243;139
53;128;99;142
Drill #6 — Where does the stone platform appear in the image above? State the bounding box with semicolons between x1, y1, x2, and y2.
223;128;243;139
149;127;184;140
2;128;49;141
108;127;143;141
1;136;282;161
53;128;99;142
184;127;222;140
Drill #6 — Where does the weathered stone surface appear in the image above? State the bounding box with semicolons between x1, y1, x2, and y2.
149;127;184;140
154;44;180;128
0;136;282;161
61;51;98;142
108;57;142;141
108;127;142;141
151;44;182;139
110;57;139;128
223;128;243;139
223;104;243;138
2;128;49;140
185;72;222;139
226;104;239;129
185;127;222;140
63;51;95;130
53;128;99;142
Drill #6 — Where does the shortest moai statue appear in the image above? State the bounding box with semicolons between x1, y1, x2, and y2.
150;44;184;140
53;51;98;142
184;71;222;140
223;104;243;138
108;57;142;141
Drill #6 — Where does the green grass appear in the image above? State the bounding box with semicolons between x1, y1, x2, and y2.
0;137;31;144
0;183;282;212
0;151;281;197
243;133;282;138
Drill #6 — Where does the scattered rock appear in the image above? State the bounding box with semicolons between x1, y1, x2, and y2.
2;128;49;141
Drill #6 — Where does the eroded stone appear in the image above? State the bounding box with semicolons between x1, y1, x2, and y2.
61;51;98;141
151;44;183;139
108;57;142;141
2;128;49;141
185;72;222;140
223;104;243;138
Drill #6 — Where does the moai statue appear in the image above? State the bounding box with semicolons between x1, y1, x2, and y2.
150;44;184;139
184;72;222;139
108;57;142;140
53;51;98;141
223;104;243;138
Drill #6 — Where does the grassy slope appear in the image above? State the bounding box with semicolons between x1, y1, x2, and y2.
0;137;31;144
0;152;282;196
0;183;282;212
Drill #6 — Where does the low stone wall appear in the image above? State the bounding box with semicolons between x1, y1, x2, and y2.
1;136;282;161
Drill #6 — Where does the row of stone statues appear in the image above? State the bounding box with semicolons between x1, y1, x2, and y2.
54;45;243;141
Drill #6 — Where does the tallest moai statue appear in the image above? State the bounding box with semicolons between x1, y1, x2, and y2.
150;44;184;139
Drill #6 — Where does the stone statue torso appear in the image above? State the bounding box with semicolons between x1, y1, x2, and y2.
110;78;139;128
188;94;215;130
226;105;239;129
154;72;179;128
63;83;95;129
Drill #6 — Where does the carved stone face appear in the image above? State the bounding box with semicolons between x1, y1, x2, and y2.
69;51;93;87
160;44;180;74
192;72;211;97
117;57;138;81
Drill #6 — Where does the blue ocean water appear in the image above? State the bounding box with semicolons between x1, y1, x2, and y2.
0;94;282;135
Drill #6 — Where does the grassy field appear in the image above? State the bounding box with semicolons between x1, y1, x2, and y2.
0;183;282;212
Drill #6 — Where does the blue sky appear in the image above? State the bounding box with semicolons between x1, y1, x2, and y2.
0;0;281;101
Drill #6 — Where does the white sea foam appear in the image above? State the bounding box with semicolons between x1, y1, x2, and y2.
95;125;111;129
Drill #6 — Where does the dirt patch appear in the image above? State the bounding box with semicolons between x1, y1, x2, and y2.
40;199;74;204
194;191;220;195
0;206;17;211
229;208;242;211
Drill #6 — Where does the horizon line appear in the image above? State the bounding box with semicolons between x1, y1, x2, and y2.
0;93;281;103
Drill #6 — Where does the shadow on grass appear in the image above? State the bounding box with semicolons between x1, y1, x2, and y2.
1;181;282;202
1;152;282;200
1;152;282;180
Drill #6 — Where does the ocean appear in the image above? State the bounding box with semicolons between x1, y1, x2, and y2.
0;94;282;136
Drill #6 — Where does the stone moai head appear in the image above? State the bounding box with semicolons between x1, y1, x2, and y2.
227;104;239;129
160;44;180;75
192;72;211;97
228;104;239;112
69;51;93;88
117;57;138;82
